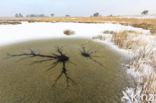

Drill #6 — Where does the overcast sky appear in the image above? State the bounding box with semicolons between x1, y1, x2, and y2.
0;0;156;17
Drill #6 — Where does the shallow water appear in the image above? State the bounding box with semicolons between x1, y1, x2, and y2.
0;39;130;103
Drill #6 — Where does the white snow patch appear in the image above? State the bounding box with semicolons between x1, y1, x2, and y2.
0;22;150;47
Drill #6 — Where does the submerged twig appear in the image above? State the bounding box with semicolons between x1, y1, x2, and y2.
80;47;104;66
8;47;76;88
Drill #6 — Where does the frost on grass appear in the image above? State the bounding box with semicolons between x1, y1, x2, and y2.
7;46;104;88
122;46;156;103
98;30;156;103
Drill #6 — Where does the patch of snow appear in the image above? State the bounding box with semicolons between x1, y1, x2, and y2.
0;22;150;47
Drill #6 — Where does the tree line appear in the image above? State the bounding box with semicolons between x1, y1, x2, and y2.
15;10;150;18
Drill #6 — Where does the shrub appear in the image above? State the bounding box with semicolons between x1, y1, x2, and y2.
93;12;100;17
141;10;149;15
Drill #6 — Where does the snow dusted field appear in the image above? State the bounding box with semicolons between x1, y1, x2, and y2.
0;22;150;47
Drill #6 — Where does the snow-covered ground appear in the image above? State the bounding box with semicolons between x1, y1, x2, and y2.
0;22;150;47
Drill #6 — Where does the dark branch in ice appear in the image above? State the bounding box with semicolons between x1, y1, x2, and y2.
8;47;76;88
80;47;104;66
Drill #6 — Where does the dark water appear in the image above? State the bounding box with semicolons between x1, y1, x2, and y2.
0;39;129;103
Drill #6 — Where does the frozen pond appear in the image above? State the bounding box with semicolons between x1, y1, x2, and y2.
0;22;148;103
0;39;130;103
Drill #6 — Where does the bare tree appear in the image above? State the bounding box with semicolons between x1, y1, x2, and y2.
15;13;19;17
108;14;113;17
50;13;54;17
19;13;23;17
65;15;70;17
141;10;149;15
26;14;46;17
93;12;100;17
38;14;46;17
15;13;23;17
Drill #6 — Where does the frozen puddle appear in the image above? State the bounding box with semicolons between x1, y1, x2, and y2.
0;22;150;47
0;38;130;103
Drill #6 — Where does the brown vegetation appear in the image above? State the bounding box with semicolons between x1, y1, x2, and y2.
131;23;156;34
103;30;116;34
111;31;146;49
99;30;156;102
63;29;75;35
0;21;21;25
22;17;156;24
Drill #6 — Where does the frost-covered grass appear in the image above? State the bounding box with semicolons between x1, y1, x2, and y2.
122;46;156;103
98;30;156;103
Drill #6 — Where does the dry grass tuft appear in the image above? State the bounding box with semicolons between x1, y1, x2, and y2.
63;30;75;36
92;35;104;40
110;30;147;50
131;23;156;34
103;30;116;34
0;21;21;25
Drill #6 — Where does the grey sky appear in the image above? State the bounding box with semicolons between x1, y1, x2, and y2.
0;0;156;16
